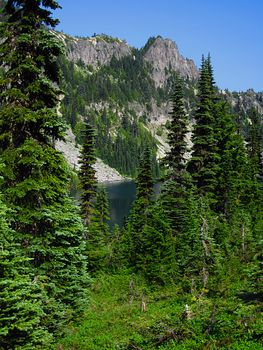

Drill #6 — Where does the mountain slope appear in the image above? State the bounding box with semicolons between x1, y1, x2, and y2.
57;32;263;177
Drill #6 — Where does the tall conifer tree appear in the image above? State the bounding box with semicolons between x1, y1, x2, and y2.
0;188;53;349
162;77;192;235
126;147;154;268
79;121;97;225
0;0;89;332
187;56;219;198
165;76;188;174
246;107;263;178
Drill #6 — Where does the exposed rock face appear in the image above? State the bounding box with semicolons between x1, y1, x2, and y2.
55;128;125;183
224;89;263;115
143;37;199;87
62;34;199;84
65;36;132;67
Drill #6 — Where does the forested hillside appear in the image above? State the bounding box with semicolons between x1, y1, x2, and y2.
0;1;262;350
58;33;263;178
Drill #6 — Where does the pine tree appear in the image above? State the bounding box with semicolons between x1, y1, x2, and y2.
79;121;97;225
0;0;90;332
187;55;219;198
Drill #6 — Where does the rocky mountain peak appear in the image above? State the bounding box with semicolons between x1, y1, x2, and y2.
142;36;199;87
64;33;132;67
62;33;199;85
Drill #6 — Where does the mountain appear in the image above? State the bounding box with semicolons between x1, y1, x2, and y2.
56;32;263;177
60;33;199;84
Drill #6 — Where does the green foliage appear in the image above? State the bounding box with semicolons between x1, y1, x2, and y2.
58;53;161;178
79;121;97;224
87;185;111;272
164;76;189;173
57;273;263;350
92;185;110;238
246;107;263;177
0;190;52;349
94;109;159;177
0;0;90;342
187;56;219;197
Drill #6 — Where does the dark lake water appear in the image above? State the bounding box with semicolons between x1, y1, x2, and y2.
71;181;137;228
105;181;136;228
72;180;161;229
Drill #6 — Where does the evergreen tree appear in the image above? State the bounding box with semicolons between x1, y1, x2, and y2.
125;147;154;268
187;55;219;198
79;121;97;225
87;185;111;272
165;76;188;174
136;202;176;284
161;77;192;235
246;107;263;178
91;185;110;240
136;146;154;202
0;186;52;349
0;0;89;332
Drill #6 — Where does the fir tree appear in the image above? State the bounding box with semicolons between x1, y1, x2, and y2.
136;146;154;202
78;121;97;225
187;55;219;198
136;202;176;284
0;0;90;332
246;107;263;178
87;185;111;272
0;186;52;349
125;147;154;269
92;185;110;240
161;77;192;235
165;76;188;174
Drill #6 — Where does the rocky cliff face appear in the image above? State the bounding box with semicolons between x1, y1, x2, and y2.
63;34;132;67
225;89;263;115
143;37;199;87
62;33;199;83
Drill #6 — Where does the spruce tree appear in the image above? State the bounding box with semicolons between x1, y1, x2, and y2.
187;55;219;198
136;202;176;284
0;0;89;332
126;151;176;283
78;121;97;225
213;102;252;217
91;185;110;240
135;146;154;202
161;77;192;235
0;186;52;349
87;185;111;272
165;76;188;174
125;147;154;268
246;107;263;178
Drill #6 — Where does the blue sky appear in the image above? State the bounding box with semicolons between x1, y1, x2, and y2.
55;0;263;92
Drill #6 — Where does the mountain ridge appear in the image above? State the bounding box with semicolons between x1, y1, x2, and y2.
57;31;263;177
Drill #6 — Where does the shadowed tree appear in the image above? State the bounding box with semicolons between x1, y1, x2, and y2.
79;121;97;225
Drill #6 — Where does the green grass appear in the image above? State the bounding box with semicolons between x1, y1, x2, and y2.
56;272;262;350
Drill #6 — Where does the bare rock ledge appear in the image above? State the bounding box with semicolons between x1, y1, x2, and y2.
55;128;126;183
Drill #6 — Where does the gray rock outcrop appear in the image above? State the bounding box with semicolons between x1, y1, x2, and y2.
55;128;125;183
143;37;199;87
65;35;132;67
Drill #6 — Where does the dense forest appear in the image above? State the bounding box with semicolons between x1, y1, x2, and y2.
58;44;198;178
0;1;262;350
